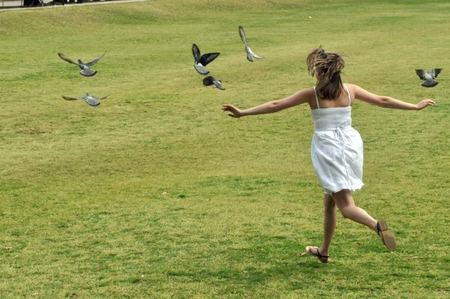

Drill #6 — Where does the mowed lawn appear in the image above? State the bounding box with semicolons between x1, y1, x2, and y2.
0;0;449;297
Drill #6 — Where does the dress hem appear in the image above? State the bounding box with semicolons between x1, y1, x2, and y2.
323;183;364;195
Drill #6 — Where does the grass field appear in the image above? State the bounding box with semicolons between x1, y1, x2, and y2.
0;0;449;297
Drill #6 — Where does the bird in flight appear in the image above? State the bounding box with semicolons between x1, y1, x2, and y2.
203;75;225;90
415;68;442;88
62;93;109;107
58;52;106;77
238;25;263;62
192;43;220;75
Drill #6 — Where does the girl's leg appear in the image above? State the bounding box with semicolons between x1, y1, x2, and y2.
320;193;336;256
333;189;396;251
305;193;335;262
332;189;377;231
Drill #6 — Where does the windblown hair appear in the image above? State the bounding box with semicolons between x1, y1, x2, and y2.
306;47;345;100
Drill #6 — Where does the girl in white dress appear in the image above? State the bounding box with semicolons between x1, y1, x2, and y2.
222;47;435;263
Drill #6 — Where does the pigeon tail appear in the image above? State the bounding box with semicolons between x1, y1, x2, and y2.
80;69;97;77
192;43;201;63
422;80;438;88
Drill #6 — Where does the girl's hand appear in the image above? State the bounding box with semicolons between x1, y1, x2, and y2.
222;104;243;118
416;99;435;110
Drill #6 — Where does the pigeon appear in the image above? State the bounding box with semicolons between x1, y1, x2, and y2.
203;75;225;90
62;93;109;107
192;43;220;75
58;52;106;77
415;68;442;87
238;25;263;62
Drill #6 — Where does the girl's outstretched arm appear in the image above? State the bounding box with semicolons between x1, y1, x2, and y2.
350;84;435;110
222;89;311;118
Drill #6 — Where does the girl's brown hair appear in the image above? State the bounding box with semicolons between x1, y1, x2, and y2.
307;47;345;100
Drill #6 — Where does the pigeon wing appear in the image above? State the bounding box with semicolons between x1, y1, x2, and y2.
238;25;248;46
415;69;426;80
58;53;79;65
199;52;220;66
192;43;201;63
85;52;106;67
247;46;263;59
62;95;81;101
432;68;442;78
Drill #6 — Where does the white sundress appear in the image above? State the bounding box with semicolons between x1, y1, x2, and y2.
311;85;364;194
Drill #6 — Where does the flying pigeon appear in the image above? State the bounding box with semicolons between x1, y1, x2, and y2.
203;75;225;90
238;25;263;62
192;43;220;75
415;68;442;88
62;93;109;107
58;52;106;77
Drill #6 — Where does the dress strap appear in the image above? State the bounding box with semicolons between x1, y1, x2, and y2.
343;85;352;106
313;87;320;108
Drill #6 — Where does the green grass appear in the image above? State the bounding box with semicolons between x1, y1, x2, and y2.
0;0;449;297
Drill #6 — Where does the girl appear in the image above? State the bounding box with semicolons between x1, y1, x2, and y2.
222;47;435;263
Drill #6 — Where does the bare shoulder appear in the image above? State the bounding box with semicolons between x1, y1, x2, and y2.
283;87;316;102
274;87;317;108
344;83;372;99
345;83;382;103
344;83;359;95
294;87;316;103
300;87;316;98
299;87;318;107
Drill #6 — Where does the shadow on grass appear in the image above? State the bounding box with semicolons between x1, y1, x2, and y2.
165;236;334;293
